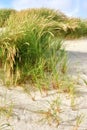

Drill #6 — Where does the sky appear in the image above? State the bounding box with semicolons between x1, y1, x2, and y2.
0;0;87;18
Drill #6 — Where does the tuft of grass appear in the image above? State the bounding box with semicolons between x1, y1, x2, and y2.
0;96;14;130
0;8;76;104
39;97;61;127
0;96;13;119
73;114;84;130
0;122;12;130
0;9;67;88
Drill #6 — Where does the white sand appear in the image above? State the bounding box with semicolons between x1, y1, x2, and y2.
0;39;87;130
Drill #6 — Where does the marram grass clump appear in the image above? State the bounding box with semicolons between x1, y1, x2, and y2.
0;9;66;87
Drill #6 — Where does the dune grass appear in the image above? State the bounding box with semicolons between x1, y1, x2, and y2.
0;9;16;27
0;8;77;97
0;9;67;91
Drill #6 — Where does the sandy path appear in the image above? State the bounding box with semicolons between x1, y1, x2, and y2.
0;39;87;130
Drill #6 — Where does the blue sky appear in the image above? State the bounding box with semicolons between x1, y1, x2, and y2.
0;0;87;18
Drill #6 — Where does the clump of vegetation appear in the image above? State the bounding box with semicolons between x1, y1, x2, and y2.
0;9;16;27
0;96;13;130
0;8;83;95
73;114;84;130
39;97;61;127
65;18;87;39
19;8;67;22
0;121;12;130
0;9;67;88
0;8;80;94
